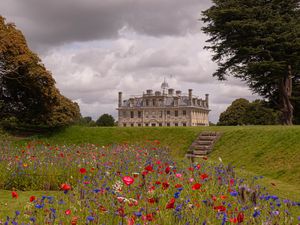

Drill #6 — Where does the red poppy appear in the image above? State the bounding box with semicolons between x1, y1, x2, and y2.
71;216;78;225
65;209;71;215
79;168;87;174
148;197;156;204
145;165;153;172
29;196;36;202
214;205;226;212
237;212;244;223
192;183;202;190
146;213;154;221
200;173;209;180
165;166;171;174
12;191;18;199
220;195;227;200
61;183;71;191
162;182;170;190
122;176;135;186
166;198;176;209
188;167;194;171
175;184;182;188
230;178;235;186
155;181;161;185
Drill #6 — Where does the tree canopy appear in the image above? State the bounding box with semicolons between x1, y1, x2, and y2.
202;0;300;125
96;114;115;127
218;98;280;125
0;16;80;128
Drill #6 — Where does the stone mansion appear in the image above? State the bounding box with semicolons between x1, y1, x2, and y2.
117;81;210;127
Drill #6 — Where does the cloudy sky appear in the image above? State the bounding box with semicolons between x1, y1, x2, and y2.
0;0;258;123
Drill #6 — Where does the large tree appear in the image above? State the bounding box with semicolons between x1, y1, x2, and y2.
0;16;80;128
96;114;115;127
202;0;300;125
218;98;280;125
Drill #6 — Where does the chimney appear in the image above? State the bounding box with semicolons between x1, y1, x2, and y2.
155;91;161;96
205;94;209;108
118;92;122;107
176;90;182;96
168;88;174;95
188;89;193;105
146;89;153;95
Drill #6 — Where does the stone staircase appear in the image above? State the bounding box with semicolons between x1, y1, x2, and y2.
186;131;221;160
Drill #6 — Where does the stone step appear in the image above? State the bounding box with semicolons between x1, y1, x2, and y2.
193;150;208;155
201;131;219;136
198;136;216;141
193;146;212;151
195;140;213;145
186;131;222;160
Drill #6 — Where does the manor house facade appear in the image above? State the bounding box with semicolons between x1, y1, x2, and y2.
117;81;210;127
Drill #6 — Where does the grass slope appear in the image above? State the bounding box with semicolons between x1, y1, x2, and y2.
5;125;300;199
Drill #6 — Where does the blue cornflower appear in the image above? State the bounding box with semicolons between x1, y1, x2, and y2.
35;204;44;209
253;210;261;218
87;216;95;221
134;211;142;217
93;189;101;193
174;192;180;199
230;190;238;197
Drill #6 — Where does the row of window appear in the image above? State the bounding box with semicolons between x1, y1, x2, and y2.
123;122;187;127
123;110;187;118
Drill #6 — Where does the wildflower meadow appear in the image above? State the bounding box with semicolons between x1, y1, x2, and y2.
0;140;299;224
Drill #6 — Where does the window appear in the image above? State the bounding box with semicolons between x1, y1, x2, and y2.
183;123;187;127
151;123;156;127
183;110;186;116
160;111;163;118
145;123;149;127
159;123;162;127
123;123;127;127
175;123;178;126
175;110;178;117
138;111;142;118
167;123;170;127
123;111;127;117
131;123;134;127
146;99;149;106
152;99;156;106
130;111;134;118
138;123;142;127
167;110;170;115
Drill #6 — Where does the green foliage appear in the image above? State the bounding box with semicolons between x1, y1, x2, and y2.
202;0;300;124
218;98;280;125
96;113;115;127
0;16;81;128
218;98;250;125
75;116;96;126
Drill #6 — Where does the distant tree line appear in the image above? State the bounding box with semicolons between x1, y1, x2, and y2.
77;114;116;127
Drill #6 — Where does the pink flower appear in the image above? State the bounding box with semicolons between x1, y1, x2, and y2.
122;176;135;186
175;173;182;178
65;209;71;215
189;178;194;183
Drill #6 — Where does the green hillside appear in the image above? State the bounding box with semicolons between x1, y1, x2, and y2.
4;125;300;199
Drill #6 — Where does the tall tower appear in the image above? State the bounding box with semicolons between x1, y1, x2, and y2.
161;78;169;95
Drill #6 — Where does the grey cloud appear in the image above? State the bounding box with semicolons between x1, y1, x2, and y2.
0;0;212;51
